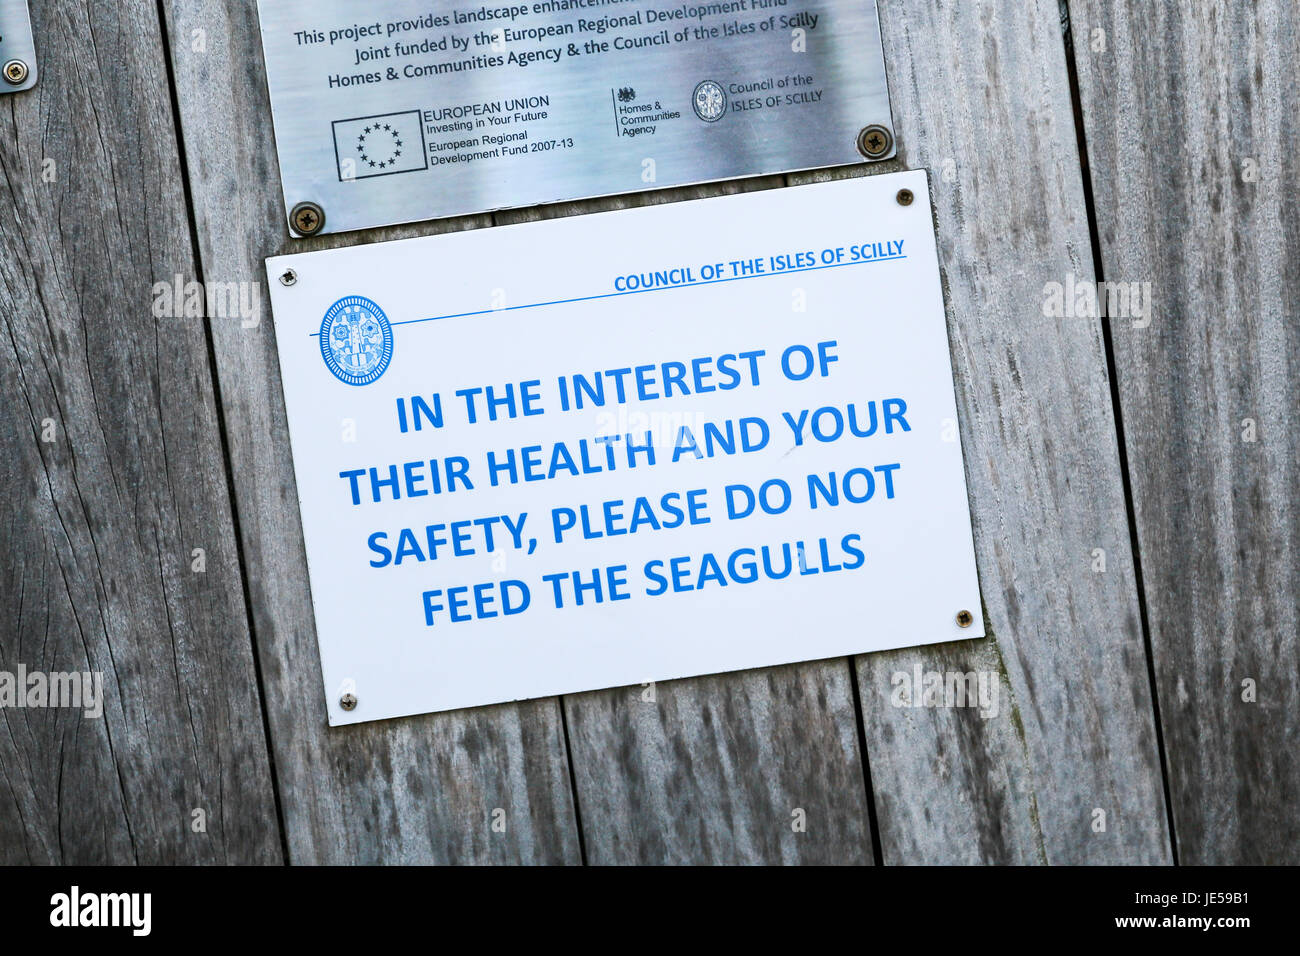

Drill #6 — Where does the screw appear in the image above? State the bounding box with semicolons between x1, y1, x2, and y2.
340;693;357;711
857;124;894;159
290;201;325;236
896;188;914;206
956;610;974;628
279;268;298;287
3;60;29;85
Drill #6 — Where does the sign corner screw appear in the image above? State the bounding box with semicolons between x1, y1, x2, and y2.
857;124;894;159
896;188;914;206
290;201;325;237
3;60;29;85
956;609;974;628
278;268;298;287
340;692;357;711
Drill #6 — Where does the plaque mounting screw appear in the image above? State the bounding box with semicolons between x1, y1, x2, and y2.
896;188;914;206
290;201;326;237
956;610;974;628
3;60;29;85
857;124;894;159
278;268;298;287
340;693;357;711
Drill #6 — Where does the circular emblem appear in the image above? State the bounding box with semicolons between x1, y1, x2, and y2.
319;296;393;386
692;80;727;122
355;122;405;171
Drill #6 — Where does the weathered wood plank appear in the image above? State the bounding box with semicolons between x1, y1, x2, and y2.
489;185;877;863
786;0;1172;862
563;662;872;864
0;0;280;862
160;0;582;862
1069;0;1300;863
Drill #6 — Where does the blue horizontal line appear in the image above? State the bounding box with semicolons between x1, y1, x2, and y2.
307;254;907;335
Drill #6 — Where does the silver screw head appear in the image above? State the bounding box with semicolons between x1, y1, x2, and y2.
857;124;894;159
290;201;325;236
3;60;29;85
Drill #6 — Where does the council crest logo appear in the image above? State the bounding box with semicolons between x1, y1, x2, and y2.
319;295;393;386
692;79;727;122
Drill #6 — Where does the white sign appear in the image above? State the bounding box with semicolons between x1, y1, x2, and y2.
266;171;983;725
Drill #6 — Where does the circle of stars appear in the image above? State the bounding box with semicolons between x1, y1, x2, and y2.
356;123;404;169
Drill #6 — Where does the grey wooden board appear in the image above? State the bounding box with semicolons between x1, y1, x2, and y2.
2;0;1284;865
790;0;1172;863
160;0;581;863
0;0;280;862
565;665;872;865
1069;0;1300;864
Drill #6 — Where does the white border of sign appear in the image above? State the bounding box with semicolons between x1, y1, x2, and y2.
267;170;983;725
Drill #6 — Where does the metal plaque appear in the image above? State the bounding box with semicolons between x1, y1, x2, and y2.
0;0;37;94
265;171;983;724
256;0;895;236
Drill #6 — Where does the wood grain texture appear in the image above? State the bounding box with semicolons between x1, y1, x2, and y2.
562;663;872;865
1068;0;1300;863
493;183;875;865
160;0;581;863
788;0;1172;862
0;0;280;862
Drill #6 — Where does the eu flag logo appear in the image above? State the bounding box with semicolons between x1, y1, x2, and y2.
333;110;428;181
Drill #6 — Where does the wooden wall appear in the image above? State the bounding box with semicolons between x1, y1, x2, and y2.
0;0;1294;864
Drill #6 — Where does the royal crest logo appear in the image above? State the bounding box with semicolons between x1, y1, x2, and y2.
617;86;636;103
692;79;727;122
319;295;393;386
